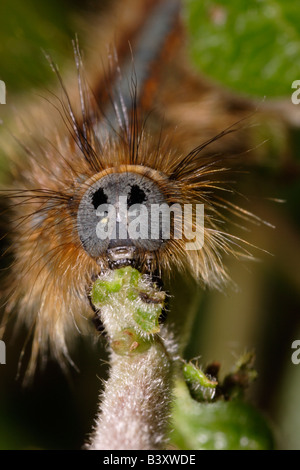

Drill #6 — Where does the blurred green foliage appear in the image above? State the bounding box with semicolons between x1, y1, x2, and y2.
185;0;300;97
0;0;77;93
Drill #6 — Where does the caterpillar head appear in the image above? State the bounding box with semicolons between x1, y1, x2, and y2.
77;169;168;269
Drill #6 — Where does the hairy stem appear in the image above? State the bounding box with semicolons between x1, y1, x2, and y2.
85;267;175;450
87;340;172;450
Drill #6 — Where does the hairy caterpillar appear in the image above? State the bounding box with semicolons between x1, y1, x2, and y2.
0;0;264;381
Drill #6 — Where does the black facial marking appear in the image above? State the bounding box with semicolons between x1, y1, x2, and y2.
128;184;146;206
92;187;108;210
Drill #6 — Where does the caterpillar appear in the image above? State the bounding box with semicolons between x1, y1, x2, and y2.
0;0;263;381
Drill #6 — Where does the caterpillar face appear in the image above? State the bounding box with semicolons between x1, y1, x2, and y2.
77;171;167;267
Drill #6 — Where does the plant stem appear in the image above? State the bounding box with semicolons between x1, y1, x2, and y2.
86;339;172;450
85;267;175;450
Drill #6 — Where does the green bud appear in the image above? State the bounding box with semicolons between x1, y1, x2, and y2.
183;362;217;402
111;328;152;356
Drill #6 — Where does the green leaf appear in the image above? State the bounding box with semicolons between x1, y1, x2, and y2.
184;0;300;98
171;382;275;450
